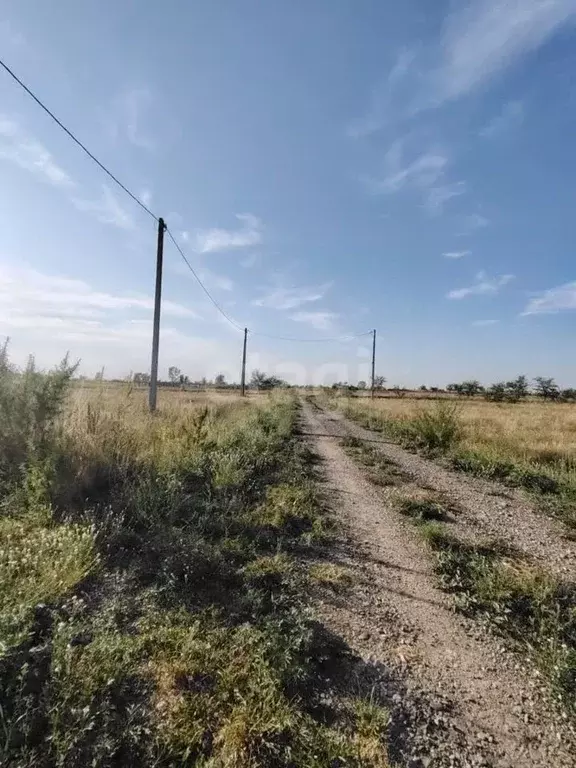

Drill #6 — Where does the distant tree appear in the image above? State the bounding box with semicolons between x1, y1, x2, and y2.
505;375;529;402
250;369;284;390
419;385;428;391
534;377;560;401
168;366;181;384
446;383;461;394
430;386;440;393
214;373;226;387
133;372;151;385
357;380;367;389
561;388;576;402
485;382;506;402
460;380;483;397
373;375;386;390
391;385;407;398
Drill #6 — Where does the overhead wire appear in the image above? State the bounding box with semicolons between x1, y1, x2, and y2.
0;58;158;223
1;57;372;344
166;228;245;333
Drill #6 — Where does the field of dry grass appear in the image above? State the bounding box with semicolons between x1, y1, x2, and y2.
322;392;576;527
341;396;576;470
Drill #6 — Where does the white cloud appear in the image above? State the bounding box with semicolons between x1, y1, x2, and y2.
522;281;576;315
480;100;525;137
290;311;338;330
72;185;136;230
195;213;263;254
472;319;499;326
425;181;467;215
0;116;74;188
431;0;576;104
347;49;416;138
448;271;514;299
140;188;153;207
456;213;491;235
0;265;198;331
443;250;471;259
107;88;154;150
252;281;330;310
369;143;448;194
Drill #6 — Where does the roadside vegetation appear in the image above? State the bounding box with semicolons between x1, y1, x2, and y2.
0;348;389;767
319;390;576;530
396;491;576;715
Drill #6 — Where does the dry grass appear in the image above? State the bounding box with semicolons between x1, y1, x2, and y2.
333;395;576;482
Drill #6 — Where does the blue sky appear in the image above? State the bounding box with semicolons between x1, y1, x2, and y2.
1;0;576;386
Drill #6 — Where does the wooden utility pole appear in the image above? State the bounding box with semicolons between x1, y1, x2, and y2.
240;327;248;396
149;217;166;412
371;328;376;399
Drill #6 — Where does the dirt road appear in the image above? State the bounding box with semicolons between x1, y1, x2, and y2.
301;398;575;768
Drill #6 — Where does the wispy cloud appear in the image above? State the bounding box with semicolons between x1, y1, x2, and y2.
424;181;467;215
430;0;576;105
140;188;153;207
348;49;416;138
72;185;136;230
252;281;330;310
472;319;498;326
443;250;471;259
290;311;338;330
107;88;154;150
447;271;514;299
480;100;525;138
0;116;74;188
522;281;576;315
456;213;491;236
195;214;263;254
0;265;198;333
368;141;465;216
368;142;447;194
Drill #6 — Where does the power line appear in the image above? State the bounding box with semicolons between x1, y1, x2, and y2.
1;58;373;345
250;329;374;343
0;58;158;223
166;228;245;332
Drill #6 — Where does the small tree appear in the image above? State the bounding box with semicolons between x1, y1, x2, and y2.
505;375;529;402
250;370;284;390
391;385;407;398
419;385;428;391
373;375;386;390
168;366;181;384
460;380;484;397
357;380;367;389
534;377;560;401
133;372;150;385
485;382;506;402
214;373;226;387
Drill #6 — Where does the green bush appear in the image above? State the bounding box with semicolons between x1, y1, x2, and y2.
409;401;462;452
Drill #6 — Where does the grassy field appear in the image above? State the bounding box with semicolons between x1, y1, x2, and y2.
322;392;576;527
0;357;389;767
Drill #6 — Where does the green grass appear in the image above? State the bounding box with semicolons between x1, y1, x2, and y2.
0;355;390;766
339;438;407;487
420;525;576;714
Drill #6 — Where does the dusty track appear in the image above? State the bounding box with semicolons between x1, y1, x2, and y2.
302;398;576;767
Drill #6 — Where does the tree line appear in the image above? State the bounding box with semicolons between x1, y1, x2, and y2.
446;376;576;402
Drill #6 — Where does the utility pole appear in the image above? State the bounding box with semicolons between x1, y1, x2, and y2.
149;217;166;412
240;327;248;396
371;328;376;399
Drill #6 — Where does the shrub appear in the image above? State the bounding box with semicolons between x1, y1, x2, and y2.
409;401;462;453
